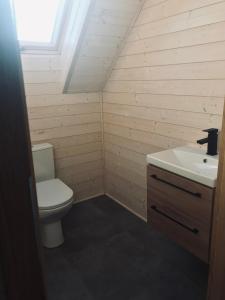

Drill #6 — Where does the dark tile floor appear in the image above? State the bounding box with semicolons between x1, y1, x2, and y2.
44;196;208;300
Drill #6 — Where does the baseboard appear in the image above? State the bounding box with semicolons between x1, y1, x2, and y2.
105;193;147;223
73;193;104;205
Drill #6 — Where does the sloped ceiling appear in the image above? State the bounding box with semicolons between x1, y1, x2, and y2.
64;0;144;93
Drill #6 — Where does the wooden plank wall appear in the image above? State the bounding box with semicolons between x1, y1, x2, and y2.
21;54;104;201
103;0;225;219
67;0;145;92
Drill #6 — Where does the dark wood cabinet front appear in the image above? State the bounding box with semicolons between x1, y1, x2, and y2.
147;165;215;263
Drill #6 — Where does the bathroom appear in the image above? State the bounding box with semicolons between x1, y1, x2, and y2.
1;0;225;299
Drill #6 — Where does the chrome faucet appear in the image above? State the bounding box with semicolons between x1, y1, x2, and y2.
197;128;218;156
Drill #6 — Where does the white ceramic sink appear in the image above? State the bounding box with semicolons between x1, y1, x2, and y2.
146;147;218;187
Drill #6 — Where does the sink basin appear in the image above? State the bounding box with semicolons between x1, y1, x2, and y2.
146;146;218;187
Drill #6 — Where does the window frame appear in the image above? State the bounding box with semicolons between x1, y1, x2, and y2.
13;0;69;52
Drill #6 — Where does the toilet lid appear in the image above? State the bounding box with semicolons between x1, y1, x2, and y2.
36;179;74;210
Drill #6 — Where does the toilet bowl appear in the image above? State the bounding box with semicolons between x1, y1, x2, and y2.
37;179;74;248
32;143;74;248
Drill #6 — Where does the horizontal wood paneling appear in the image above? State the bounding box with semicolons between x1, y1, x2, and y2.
26;93;100;107
31;123;101;142
104;133;163;155
20;0;225;215
29;114;101;131
105;80;225;97
116;41;225;68
104;103;222;129
137;0;223;25
56;151;102;170
105;172;147;217
121;21;225;56
110;61;225;80
23;71;61;84
43;132;102;149
22;54;103;201
21;55;61;71
103;93;224;114
28;103;100;119
129;2;225;41
144;0;168;9
103;0;225;218
67;0;145;92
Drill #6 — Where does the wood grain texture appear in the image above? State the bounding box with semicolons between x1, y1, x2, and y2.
147;165;215;263
103;0;224;218
21;54;104;201
67;0;145;92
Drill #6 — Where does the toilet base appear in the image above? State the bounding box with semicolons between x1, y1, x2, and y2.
41;221;64;248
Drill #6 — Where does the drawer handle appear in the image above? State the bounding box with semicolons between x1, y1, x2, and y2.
151;205;199;235
150;174;202;198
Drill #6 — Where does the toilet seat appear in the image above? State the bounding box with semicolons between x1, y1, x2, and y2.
36;179;73;210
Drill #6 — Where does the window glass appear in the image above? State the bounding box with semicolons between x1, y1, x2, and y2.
12;0;65;47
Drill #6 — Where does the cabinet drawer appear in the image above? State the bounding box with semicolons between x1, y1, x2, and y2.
148;165;214;202
147;165;214;225
148;205;209;262
147;164;215;262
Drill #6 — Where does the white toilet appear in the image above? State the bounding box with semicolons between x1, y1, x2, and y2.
32;143;74;248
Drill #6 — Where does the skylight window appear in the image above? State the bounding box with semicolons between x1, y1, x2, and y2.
12;0;66;49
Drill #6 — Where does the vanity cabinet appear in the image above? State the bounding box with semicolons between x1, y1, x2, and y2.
147;164;215;263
